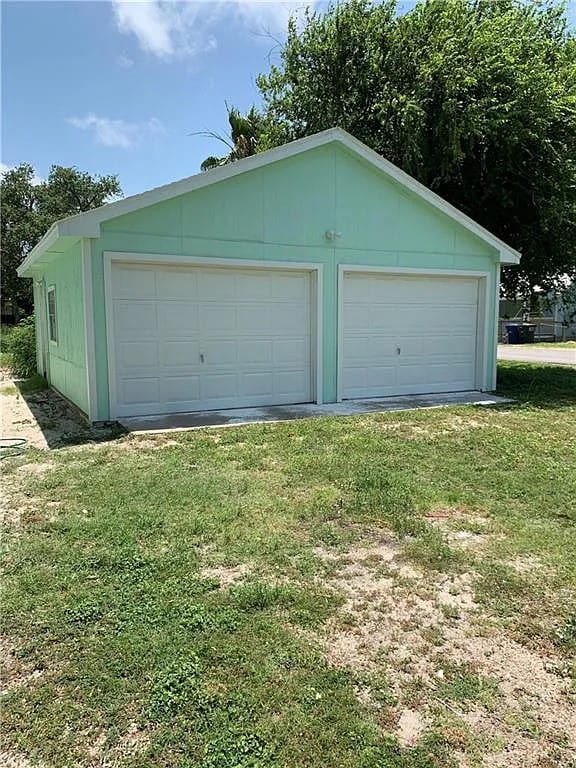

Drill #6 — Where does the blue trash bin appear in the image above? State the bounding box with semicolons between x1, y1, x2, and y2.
506;324;521;344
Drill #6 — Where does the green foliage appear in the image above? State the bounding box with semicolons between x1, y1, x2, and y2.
555;614;576;651
3;315;36;378
0;164;121;318
435;662;499;705
148;654;202;720
229;580;295;611
255;0;576;296
199;105;271;170
200;732;277;768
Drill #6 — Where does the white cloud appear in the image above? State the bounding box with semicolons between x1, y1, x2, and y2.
111;1;217;59
110;0;316;60
118;54;135;68
67;114;164;149
0;162;44;185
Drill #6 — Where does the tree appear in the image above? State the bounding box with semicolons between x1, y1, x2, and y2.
1;164;121;319
256;0;576;297
198;105;272;171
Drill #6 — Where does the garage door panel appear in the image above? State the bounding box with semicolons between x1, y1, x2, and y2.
111;263;314;417
115;302;157;338
197;270;237;299
118;341;159;368
122;377;160;405
342;365;397;398
200;373;239;400
157;302;199;334
342;273;479;399
272;305;310;332
161;376;200;403
273;339;309;365
343;336;396;361
274;369;311;397
236;305;271;332
271;274;309;300
156;269;197;298
113;267;156;299
161;340;200;367
199;304;238;333
236;272;273;299
398;334;475;357
202;340;238;365
343;306;372;330
241;371;274;396
238;340;273;364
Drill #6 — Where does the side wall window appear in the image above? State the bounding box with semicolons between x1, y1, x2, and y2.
47;286;58;344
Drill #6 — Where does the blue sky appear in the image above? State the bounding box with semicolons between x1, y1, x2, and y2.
2;0;575;198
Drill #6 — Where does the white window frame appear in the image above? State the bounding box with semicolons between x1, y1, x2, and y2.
47;285;58;346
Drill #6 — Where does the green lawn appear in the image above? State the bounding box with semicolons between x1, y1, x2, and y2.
2;362;575;768
524;341;576;349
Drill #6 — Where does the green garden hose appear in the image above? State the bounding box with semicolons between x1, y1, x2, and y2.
0;437;28;459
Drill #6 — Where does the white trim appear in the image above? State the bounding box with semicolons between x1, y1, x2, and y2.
338;265;492;278
104;252;321;273
491;264;501;390
33;280;49;378
46;284;58;346
81;239;98;421
18;128;520;276
477;276;489;389
18;225;60;276
103;254;116;422
336;265;492;401
103;252;324;420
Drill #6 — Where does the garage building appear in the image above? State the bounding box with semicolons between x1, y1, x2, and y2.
18;128;520;422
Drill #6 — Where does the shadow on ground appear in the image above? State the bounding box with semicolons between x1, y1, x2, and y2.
2;363;573;450
5;377;124;449
496;362;576;408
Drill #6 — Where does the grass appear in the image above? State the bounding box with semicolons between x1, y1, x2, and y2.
1;361;575;768
0;374;48;396
525;341;576;348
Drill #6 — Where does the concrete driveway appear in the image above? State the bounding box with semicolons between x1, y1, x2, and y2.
497;345;576;367
119;391;512;434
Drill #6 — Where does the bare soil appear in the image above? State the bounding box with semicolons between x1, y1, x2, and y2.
314;538;576;767
0;373;117;450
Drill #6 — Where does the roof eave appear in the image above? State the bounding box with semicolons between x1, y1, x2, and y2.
17;224;60;277
500;250;521;265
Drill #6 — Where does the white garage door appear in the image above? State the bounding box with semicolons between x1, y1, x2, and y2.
110;263;314;417
341;272;480;399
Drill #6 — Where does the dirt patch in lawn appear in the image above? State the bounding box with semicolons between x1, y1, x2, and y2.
315;537;576;766
200;562;253;588
86;721;150;767
0;751;45;768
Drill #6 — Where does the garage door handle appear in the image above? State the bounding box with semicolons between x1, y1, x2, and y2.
396;347;401;355
200;353;205;363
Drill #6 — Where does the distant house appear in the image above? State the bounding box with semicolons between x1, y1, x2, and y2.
499;283;576;341
18;129;519;422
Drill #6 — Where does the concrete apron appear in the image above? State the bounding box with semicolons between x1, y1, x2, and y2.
119;391;513;434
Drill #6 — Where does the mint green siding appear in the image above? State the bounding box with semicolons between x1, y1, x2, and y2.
87;143;498;420
40;242;88;414
31;141;500;421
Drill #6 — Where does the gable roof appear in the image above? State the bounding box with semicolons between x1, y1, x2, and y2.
18;127;520;276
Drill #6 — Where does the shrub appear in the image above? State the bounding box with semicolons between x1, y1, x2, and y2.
3;316;36;378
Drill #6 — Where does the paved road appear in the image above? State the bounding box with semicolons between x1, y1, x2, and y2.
497;345;576;367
